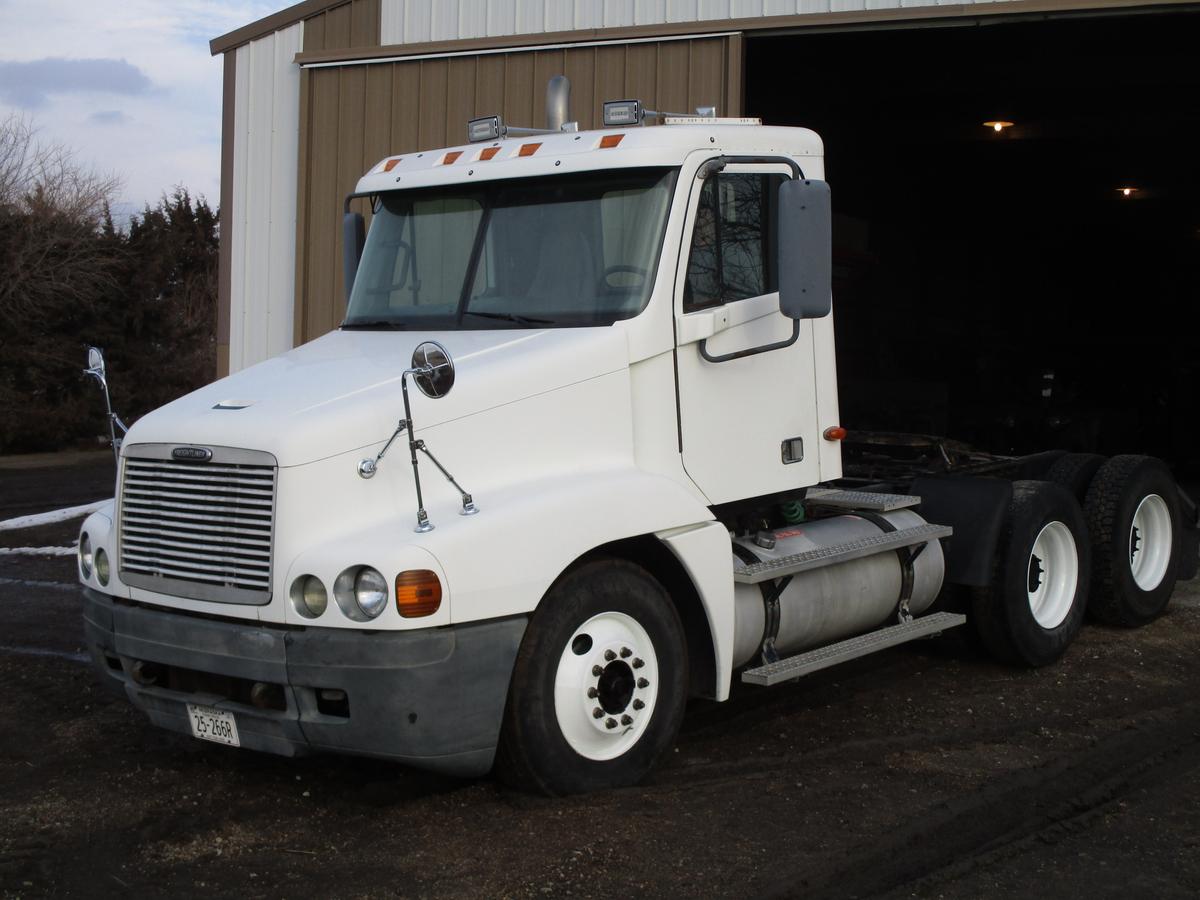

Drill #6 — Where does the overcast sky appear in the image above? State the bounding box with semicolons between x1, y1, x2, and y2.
0;0;283;217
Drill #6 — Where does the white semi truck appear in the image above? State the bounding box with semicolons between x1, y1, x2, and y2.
79;79;1198;794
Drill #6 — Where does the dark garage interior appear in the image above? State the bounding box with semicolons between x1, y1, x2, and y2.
747;8;1200;477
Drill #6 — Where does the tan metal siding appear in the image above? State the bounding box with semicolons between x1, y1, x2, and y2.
293;35;737;345
302;0;382;53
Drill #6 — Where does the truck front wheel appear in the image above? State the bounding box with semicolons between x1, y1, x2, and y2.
495;559;688;795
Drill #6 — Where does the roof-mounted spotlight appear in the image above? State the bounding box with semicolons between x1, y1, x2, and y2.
468;115;504;143
984;120;1014;133
603;99;643;127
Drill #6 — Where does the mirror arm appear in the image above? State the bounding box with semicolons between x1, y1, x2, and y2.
83;354;123;467
414;440;478;516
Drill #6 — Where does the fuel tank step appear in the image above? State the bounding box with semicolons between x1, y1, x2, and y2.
804;488;922;512
741;611;967;686
733;523;952;584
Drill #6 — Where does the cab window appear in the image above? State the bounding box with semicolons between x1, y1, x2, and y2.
684;172;787;312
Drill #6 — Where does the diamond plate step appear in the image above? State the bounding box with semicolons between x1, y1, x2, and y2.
733;523;952;584
804;488;921;512
742;612;967;686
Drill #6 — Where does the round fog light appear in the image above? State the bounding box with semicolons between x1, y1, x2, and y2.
78;532;93;579
95;548;110;586
334;566;388;621
290;575;328;619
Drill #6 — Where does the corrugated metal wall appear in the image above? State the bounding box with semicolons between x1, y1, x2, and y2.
379;0;1018;44
293;34;739;345
218;0;1045;374
226;22;305;374
303;0;382;51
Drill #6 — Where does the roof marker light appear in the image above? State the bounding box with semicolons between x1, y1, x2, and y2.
442;150;463;165
519;142;542;157
479;146;501;161
599;134;625;149
383;158;401;172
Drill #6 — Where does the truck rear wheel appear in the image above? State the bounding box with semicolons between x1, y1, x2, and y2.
1083;455;1181;627
971;480;1090;667
495;559;687;795
1044;452;1106;504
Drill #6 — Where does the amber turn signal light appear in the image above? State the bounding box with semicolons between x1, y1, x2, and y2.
823;426;847;441
396;570;442;617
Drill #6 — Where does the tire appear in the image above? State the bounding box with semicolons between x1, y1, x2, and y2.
495;559;688;795
1083;455;1182;627
971;480;1090;667
1044;453;1106;505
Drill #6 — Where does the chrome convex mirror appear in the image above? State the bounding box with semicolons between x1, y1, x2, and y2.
358;341;477;532
86;347;106;384
411;341;454;398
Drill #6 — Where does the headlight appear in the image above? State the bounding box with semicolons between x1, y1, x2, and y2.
78;533;93;579
95;548;110;586
334;566;388;621
289;575;328;618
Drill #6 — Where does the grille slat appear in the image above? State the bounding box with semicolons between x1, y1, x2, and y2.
119;450;276;604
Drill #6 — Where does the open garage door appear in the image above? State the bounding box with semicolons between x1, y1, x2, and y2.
746;9;1200;477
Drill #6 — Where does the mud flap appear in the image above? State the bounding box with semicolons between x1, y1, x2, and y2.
912;475;1013;588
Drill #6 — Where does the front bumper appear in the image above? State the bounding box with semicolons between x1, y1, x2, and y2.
82;588;526;778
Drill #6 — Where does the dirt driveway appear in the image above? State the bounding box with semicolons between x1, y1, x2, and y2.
2;454;1198;898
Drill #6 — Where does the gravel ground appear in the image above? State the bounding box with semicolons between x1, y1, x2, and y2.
1;453;1198;899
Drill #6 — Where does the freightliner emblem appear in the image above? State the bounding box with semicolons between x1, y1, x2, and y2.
172;446;213;462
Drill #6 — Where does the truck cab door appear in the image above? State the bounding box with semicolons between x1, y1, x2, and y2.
673;160;822;505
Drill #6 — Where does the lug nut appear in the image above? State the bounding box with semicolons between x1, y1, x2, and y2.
621;715;633;726
593;707;604;719
632;699;645;710
632;658;644;669
637;677;649;689
620;647;632;658
605;718;617;730
604;649;616;661
587;687;598;699
592;665;604;676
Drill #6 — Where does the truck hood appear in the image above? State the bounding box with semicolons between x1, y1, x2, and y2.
124;327;630;466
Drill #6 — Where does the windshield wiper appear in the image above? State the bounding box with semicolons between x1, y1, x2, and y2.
341;320;409;330
462;311;555;326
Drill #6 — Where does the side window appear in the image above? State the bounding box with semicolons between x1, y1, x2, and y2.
683;172;785;312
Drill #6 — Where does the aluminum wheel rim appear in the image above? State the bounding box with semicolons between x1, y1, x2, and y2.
554;612;659;761
1027;521;1078;629
1130;493;1172;591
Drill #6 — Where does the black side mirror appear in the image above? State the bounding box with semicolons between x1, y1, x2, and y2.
777;179;832;320
343;211;366;304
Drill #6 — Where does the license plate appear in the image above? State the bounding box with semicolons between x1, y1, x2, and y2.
186;703;241;747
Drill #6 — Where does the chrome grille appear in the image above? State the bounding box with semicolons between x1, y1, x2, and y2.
118;445;277;605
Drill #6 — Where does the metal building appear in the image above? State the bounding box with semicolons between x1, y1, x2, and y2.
210;0;1200;470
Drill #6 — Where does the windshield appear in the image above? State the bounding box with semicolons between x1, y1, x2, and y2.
343;167;677;329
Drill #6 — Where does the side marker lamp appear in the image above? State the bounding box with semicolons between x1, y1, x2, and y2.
396;570;443;618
